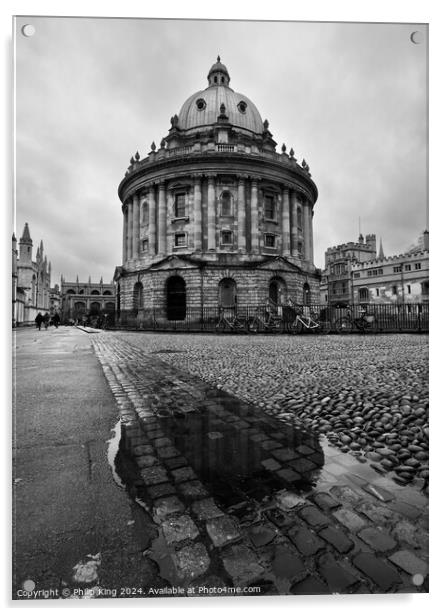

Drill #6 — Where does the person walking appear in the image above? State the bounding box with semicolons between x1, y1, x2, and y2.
52;312;60;328
43;313;50;330
35;312;43;331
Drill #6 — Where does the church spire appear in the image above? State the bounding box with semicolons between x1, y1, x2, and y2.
20;223;32;243
378;237;385;259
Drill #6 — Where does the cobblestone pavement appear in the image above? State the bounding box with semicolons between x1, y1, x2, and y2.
92;332;428;595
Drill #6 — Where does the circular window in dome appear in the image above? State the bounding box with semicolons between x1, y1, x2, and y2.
237;101;247;113
196;98;206;111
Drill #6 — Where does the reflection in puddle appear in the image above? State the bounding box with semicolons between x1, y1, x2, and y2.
157;397;324;509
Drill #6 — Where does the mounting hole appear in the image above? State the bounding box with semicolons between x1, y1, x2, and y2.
412;573;425;586
410;31;423;44
21;24;35;37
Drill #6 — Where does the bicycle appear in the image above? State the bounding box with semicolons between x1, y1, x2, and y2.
335;307;377;334
285;300;330;334
248;304;284;334
215;307;248;333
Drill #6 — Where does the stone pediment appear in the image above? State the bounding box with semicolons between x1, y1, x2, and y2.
149;255;202;271
256;256;301;273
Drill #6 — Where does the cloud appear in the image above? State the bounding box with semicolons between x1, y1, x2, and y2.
15;18;427;278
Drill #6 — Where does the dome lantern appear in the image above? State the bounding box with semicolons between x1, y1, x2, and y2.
207;55;230;87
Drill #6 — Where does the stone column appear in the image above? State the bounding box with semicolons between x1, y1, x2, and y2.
127;199;133;260
309;204;314;264
148;185;157;255
122;205;127;263
250;178;259;253
281;186;291;256
207;175;216;251
237;176;246;252
303;201;311;262
193;175;202;251
290;191;298;256
132;193;140;258
157;182;167;255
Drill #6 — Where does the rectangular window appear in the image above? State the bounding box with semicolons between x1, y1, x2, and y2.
414;263;421;270
174;233;186;247
297;241;303;255
221;230;233;245
142;239;148;251
265;234;276;248
367;271;373;277
405;264;411;271
393;266;402;273
264;195;276;220
375;288;379;297
392;285;397;295
174;193;186;218
353;272;361;278
407;284;411;294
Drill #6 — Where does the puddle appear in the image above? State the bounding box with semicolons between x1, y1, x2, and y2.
157;399;324;509
107;418;125;489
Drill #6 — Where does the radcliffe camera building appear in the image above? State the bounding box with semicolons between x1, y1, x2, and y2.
114;58;319;324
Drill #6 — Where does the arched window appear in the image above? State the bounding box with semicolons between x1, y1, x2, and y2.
166;276;186;320
142;201;149;224
269;277;287;306
74;301;86;317
90;302;101;315
116;283;121;316
219;278;237;308
133;282;144;312
91;290;100;295
220;191;232;216
66;289;75;295
297;207;303;230
359;288;369;301
105;302;115;313
103;290;112;296
78;289;84;295
303;282;311;306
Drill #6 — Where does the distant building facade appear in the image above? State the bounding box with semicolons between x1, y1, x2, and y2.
320;234;378;305
12;223;52;326
60;277;115;322
320;231;429;305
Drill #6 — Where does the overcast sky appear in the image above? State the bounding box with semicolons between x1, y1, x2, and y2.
15;17;427;283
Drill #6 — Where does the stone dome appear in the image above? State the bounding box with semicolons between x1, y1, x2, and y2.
177;58;264;136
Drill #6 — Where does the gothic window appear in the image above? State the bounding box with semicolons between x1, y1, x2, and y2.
264;194;276;220
90;302;101;315
220;191;232;216
359;288;369;301
103;290;112;296
91;290;100;295
174;193;186;218
66;289;75;294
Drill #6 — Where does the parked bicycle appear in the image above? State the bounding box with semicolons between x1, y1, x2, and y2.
248;300;284;333
335;306;377;334
215;307;248;333
285;300;331;334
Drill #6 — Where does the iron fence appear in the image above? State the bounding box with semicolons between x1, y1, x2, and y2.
109;302;429;334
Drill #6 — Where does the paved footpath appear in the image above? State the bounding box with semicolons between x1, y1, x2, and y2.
89;331;429;596
13;327;166;600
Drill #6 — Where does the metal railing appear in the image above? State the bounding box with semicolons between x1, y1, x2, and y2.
108;302;429;334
